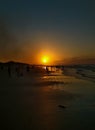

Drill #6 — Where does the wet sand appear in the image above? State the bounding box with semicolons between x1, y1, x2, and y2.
0;70;95;130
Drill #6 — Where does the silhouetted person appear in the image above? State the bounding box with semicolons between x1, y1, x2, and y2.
46;66;49;74
16;67;20;77
61;66;64;71
1;66;3;70
26;65;30;72
8;66;11;77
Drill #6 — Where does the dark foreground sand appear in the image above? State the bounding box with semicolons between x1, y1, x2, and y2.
0;68;95;130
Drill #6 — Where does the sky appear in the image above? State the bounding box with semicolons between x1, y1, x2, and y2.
0;0;95;64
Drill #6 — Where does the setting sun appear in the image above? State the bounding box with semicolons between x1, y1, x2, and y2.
38;52;56;65
42;56;49;64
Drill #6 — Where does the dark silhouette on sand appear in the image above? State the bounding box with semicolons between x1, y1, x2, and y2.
26;65;30;72
8;66;11;77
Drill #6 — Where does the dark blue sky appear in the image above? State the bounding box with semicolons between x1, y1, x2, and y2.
0;0;95;63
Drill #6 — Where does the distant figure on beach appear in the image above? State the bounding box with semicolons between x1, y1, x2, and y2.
16;67;19;77
15;66;23;77
46;66;49;74
8;66;11;77
61;66;64;70
1;66;3;70
26;65;30;72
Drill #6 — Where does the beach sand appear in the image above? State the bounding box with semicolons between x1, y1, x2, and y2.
0;65;95;130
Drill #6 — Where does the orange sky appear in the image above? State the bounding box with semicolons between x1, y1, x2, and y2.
0;34;95;65
0;0;95;65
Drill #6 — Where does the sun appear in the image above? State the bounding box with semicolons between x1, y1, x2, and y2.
42;56;49;64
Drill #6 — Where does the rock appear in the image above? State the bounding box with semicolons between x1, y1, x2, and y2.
58;105;66;109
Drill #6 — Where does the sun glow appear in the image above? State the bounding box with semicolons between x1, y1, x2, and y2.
42;56;49;64
38;51;56;65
